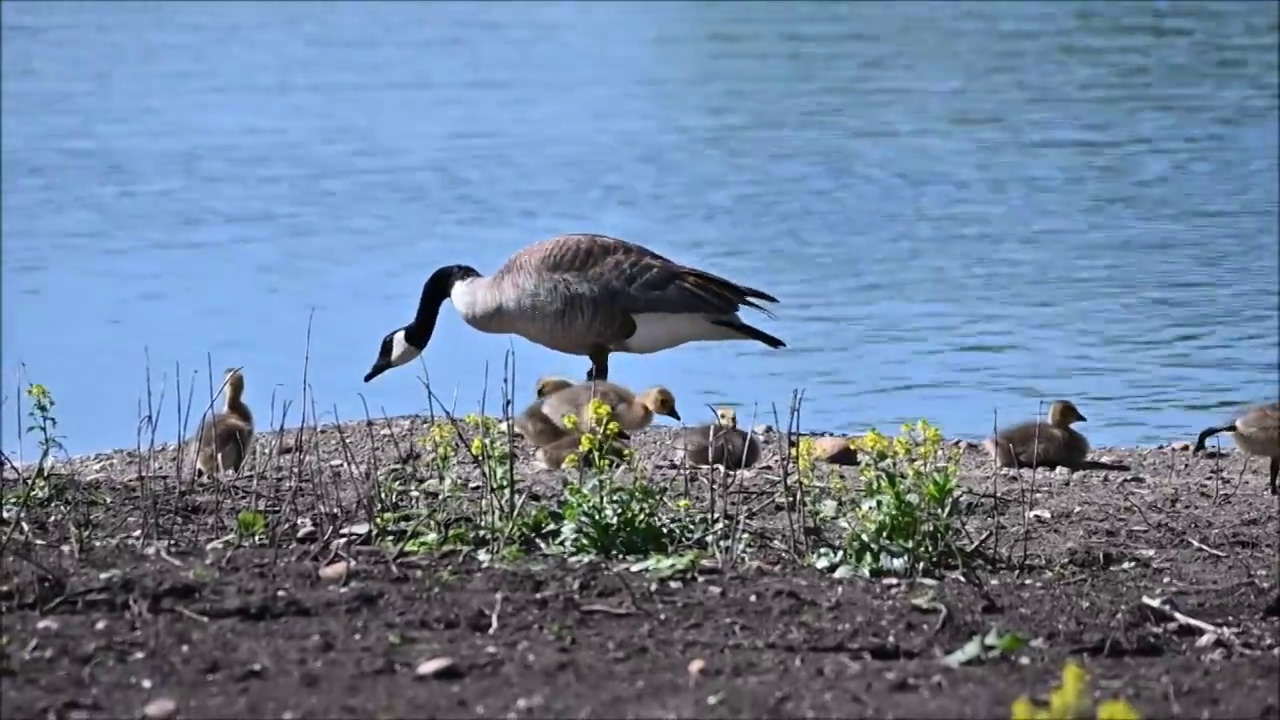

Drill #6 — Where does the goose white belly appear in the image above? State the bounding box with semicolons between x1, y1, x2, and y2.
616;312;740;354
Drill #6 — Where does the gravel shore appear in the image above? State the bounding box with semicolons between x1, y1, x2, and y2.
3;415;1276;719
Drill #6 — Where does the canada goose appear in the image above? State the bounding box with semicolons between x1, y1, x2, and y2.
677;407;761;470
984;400;1092;470
534;434;630;471
1193;401;1280;495
362;233;786;384
540;380;680;434
192;368;254;478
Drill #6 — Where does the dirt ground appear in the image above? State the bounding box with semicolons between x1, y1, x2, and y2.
3;418;1278;720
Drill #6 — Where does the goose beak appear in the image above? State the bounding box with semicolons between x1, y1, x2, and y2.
668;408;682;422
364;360;391;383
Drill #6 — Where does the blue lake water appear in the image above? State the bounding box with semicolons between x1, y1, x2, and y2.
2;0;1277;457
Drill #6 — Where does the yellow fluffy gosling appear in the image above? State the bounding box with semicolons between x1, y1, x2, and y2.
677;407;761;470
535;375;575;399
514;377;578;447
535;434;629;471
984;400;1090;470
540;380;680;433
1194;401;1280;495
192;368;254;478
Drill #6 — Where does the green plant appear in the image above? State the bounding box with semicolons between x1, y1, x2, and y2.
236;509;267;539
814;420;965;577
1011;660;1142;720
549;399;692;559
2;382;76;554
24;383;66;474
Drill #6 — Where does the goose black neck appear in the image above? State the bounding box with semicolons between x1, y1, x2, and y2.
406;264;480;345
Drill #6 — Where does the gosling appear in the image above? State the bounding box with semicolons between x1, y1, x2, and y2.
513;376;579;447
677;407;761;470
192;368;255;478
984;399;1090;470
539;380;680;434
535;434;629;471
1193;401;1280;495
535;375;575;399
807;436;860;466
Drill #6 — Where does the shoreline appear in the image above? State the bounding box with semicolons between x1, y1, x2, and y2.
4;410;1230;472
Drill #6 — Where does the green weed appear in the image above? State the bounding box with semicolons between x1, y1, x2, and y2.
811;419;966;577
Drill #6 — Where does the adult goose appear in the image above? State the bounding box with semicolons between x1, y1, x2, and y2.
362;233;785;383
1193;401;1280;495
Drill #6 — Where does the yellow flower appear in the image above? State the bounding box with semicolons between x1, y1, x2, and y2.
859;428;891;457
1047;660;1090;719
603;420;622;439
470;437;484;456
1096;699;1141;720
1010;696;1044;720
582;397;617;435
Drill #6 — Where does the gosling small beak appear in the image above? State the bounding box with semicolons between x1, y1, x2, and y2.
668;408;682;422
1077;413;1088;422
364;360;391;383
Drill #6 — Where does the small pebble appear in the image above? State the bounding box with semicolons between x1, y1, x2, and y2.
752;424;774;436
35;618;59;631
142;697;178;719
415;656;462;679
339;522;370;537
295;524;318;542
688;657;707;678
318;561;351;583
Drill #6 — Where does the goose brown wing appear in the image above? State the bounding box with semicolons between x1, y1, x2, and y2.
505;234;779;318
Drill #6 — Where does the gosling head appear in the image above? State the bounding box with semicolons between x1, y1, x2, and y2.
221;367;246;399
639;387;680;422
1047;400;1087;428
535;376;575;399
715;407;738;428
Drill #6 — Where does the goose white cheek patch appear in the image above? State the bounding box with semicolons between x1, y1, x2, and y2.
390;331;422;367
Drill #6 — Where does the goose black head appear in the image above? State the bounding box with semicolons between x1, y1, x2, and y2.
363;264;480;383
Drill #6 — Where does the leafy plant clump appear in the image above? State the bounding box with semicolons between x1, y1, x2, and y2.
812;419;965;577
553;398;697;560
1011;660;1142;720
369;398;706;569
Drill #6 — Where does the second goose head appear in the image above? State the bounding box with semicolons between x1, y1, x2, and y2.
364;264;481;383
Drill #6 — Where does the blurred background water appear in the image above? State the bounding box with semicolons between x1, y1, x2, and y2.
2;0;1277;457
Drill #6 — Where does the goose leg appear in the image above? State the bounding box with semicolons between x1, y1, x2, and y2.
1269;457;1277;495
586;347;610;382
